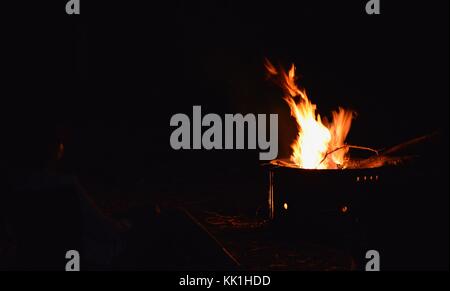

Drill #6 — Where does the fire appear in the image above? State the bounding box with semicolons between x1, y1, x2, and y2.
265;60;354;169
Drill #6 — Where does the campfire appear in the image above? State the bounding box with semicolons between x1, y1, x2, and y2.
264;59;417;170
263;59;438;225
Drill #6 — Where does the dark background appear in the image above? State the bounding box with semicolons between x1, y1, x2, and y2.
2;0;448;270
5;0;449;178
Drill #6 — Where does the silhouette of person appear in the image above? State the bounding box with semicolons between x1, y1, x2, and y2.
1;122;125;270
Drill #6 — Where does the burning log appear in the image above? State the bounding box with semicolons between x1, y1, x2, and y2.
319;145;379;168
269;133;437;170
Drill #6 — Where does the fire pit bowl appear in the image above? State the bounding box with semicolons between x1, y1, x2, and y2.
264;163;417;239
268;166;382;220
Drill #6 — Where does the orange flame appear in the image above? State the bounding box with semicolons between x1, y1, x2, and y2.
265;60;354;169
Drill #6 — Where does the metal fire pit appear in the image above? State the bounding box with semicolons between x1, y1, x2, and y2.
268;166;382;221
265;163;419;237
263;164;400;242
